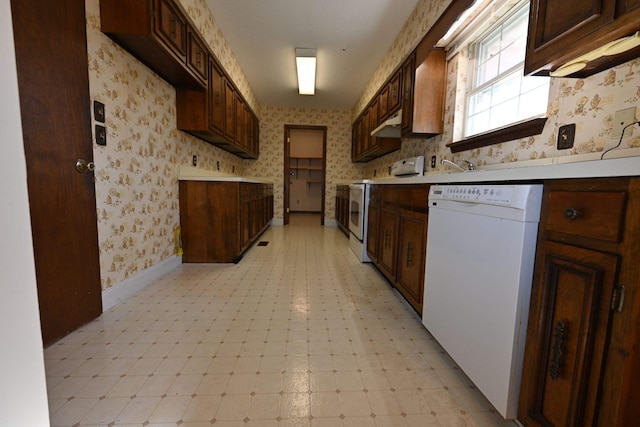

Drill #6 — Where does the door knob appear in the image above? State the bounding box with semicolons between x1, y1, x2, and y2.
75;159;95;173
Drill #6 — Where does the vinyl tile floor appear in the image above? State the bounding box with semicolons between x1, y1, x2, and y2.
45;214;517;427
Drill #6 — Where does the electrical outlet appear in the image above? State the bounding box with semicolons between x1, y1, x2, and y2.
557;124;575;150
232;165;235;173
613;107;636;137
216;161;220;170
373;169;377;177
388;166;392;175
430;156;436;168
192;155;197;167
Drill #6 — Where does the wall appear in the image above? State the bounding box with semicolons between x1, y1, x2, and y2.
85;0;257;290
244;107;365;223
354;0;640;178
0;5;50;425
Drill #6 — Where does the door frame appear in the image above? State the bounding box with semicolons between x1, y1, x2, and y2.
283;125;327;225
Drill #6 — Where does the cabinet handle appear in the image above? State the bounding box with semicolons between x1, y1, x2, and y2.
611;285;626;313
170;15;177;39
564;208;580;220
196;49;202;68
406;242;413;267
548;320;566;381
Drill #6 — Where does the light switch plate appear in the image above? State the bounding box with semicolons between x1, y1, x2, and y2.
612;107;636;138
95;125;106;146
93;101;105;123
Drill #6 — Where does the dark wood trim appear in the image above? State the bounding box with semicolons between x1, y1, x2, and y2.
283;125;327;225
446;117;548;153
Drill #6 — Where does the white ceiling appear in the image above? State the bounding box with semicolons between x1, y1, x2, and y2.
204;0;420;111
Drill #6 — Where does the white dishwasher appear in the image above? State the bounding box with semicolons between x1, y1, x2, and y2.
422;184;542;420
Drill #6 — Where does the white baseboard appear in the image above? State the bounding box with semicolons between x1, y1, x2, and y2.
101;255;182;311
324;219;337;227
271;219;284;226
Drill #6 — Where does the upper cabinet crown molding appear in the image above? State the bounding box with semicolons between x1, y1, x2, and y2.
525;0;640;77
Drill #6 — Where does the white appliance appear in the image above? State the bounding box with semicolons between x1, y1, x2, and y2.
348;182;371;262
371;109;402;138
391;155;424;176
422;184;543;419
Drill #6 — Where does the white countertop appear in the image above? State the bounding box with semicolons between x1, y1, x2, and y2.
359;150;640;185
178;166;274;184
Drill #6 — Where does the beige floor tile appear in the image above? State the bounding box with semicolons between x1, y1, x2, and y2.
44;215;516;427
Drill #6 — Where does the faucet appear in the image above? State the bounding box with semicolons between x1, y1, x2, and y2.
441;158;476;172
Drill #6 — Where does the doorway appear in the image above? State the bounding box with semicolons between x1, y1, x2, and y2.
283;125;327;225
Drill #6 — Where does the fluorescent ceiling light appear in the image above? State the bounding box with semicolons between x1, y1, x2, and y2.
295;48;316;95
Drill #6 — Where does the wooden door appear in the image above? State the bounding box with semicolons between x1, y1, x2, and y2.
11;0;102;346
396;209;427;314
378;205;398;282
518;241;618;427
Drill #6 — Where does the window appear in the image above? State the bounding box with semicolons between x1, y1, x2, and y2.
464;2;549;137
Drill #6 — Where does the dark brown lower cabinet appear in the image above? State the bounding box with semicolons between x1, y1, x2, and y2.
396;209;428;314
179;180;273;263
519;177;640;427
378;205;399;282
366;185;381;263
335;185;350;236
367;184;429;314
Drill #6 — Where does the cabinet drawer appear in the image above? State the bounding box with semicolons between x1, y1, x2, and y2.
545;191;626;242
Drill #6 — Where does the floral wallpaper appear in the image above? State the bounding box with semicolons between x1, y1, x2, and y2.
86;0;254;290
243;107;365;222
356;1;640;178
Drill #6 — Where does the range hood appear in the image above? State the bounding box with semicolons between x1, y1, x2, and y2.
371;109;402;138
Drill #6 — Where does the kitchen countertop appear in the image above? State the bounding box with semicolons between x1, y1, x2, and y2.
178;166;274;184
358;150;640;185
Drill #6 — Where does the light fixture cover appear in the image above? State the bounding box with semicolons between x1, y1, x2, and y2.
295;48;316;95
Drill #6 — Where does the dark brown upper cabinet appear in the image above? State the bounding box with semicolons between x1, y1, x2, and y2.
401;48;445;137
525;0;640;77
102;0;259;159
100;0;205;88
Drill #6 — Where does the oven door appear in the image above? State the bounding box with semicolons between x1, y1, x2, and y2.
349;184;365;240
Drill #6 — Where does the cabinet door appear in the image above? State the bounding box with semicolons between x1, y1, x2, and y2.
235;96;245;146
209;60;225;133
366;204;380;262
519;241;618;427
401;54;415;135
388;69;402;113
187;28;208;84
378;206;398;281
224;79;235;140
525;0;638;75
154;0;186;60
378;86;389;121
396;209;427;314
367;101;379;152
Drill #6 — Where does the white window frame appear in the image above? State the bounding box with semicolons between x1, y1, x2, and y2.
454;0;550;138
